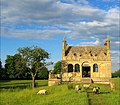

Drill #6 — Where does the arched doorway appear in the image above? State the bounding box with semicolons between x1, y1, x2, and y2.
82;62;91;77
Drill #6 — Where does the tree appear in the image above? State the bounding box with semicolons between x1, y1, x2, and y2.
5;55;16;79
0;60;2;69
54;61;61;74
5;54;28;79
18;46;50;88
0;60;7;79
37;66;49;79
112;70;120;78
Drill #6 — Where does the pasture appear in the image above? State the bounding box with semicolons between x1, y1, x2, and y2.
0;78;119;105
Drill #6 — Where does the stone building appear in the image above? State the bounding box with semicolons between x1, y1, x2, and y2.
61;36;111;83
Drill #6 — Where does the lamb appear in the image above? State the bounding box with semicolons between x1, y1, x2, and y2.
83;84;91;89
93;87;100;94
37;89;47;95
75;85;81;92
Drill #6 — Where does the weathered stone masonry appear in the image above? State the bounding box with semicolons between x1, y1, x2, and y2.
61;36;111;83
48;36;112;86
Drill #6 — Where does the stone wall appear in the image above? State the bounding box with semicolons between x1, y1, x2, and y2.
48;79;61;86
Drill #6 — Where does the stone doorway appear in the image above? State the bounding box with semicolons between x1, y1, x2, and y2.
82;67;90;77
82;62;91;78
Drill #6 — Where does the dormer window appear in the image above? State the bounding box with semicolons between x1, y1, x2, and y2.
104;53;107;55
74;53;77;56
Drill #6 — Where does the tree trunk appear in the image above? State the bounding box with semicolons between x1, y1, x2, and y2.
32;76;35;88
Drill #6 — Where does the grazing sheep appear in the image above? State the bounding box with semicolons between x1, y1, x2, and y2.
37;89;47;95
75;85;81;92
83;84;91;89
93;87;100;94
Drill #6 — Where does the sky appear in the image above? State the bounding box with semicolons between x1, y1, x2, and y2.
1;0;120;72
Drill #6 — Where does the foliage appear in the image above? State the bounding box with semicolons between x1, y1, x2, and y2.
54;61;61;74
112;70;120;78
0;60;2;69
37;66;49;79
0;68;8;80
5;54;29;79
18;46;49;88
0;60;8;79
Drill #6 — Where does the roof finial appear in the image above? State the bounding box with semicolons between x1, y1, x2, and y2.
63;35;66;41
107;33;110;41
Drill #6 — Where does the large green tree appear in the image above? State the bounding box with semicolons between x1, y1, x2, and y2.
5;54;28;79
54;61;61;74
18;46;50;88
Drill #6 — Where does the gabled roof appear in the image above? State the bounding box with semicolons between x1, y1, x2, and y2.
65;46;107;57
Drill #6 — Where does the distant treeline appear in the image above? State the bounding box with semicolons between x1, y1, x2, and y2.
112;70;120;78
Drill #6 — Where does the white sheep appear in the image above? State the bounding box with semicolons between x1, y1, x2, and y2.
83;84;91;89
75;85;81;92
37;89;47;95
93;87;100;94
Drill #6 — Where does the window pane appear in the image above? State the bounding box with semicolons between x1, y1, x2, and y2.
68;64;73;72
75;64;80;72
93;64;98;72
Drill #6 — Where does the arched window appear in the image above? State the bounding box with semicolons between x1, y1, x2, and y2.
75;64;80;72
68;64;73;72
93;64;98;72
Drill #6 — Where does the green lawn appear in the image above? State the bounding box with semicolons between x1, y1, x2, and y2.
0;78;119;105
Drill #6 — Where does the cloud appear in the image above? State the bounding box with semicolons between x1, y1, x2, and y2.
1;0;119;71
1;0;119;40
80;38;100;46
60;0;89;5
115;41;120;45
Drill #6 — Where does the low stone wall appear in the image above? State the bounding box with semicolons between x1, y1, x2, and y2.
92;77;110;84
48;79;61;86
62;76;81;82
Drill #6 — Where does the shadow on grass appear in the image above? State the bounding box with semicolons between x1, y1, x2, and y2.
0;81;48;91
87;91;110;105
87;91;110;94
0;83;31;91
0;80;11;82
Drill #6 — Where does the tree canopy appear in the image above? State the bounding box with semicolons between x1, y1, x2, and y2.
5;54;28;79
112;70;120;78
54;61;61;74
18;46;50;88
37;66;49;79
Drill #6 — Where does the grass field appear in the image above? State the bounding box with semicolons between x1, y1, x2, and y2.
0;78;119;105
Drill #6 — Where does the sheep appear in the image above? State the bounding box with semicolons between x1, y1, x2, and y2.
93;87;100;94
75;85;81;92
37;89;47;95
83;84;91;89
